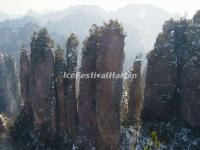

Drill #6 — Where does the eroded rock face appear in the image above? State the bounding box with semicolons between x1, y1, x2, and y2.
65;33;79;135
78;26;98;137
143;12;200;127
95;23;125;150
0;52;20;117
78;22;125;150
29;28;55;127
19;48;30;110
180;20;200;127
143;32;178;119
127;58;142;122
54;45;67;132
30;48;54;126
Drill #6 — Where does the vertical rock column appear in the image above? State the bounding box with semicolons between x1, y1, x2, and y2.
54;45;68;132
0;52;20;117
29;28;55;127
127;58;142;123
96;21;125;150
19;48;30;110
65;33;79;135
180;14;200;127
78;25;98;139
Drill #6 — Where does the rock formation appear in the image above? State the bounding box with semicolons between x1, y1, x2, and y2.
16;21;125;149
0;52;20;117
78;21;125;150
78;25;98;139
29;28;55;127
96;21;125;150
54;45;67;131
143;11;200;127
65;33;79;135
19;48;30;110
180;12;200;127
127;57;142;123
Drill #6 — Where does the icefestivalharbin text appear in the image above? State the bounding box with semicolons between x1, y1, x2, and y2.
63;72;137;79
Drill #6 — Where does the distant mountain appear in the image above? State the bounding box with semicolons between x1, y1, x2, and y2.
26;9;38;17
108;4;176;52
0;12;9;22
0;16;39;53
0;4;177;69
38;5;106;24
45;8;104;44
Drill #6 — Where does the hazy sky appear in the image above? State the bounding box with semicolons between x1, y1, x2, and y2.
0;0;200;17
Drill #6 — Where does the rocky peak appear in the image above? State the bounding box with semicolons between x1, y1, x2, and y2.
78;20;125;150
127;56;142;124
29;28;55;127
95;20;125;150
143;12;200;127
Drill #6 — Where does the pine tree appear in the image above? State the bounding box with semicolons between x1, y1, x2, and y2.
30;28;54;60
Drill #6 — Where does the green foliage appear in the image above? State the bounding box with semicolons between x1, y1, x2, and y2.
54;129;73;150
66;33;79;73
82;24;100;55
38;28;54;47
89;24;100;37
9;107;35;149
10;106;73;150
103;19;125;35
66;33;79;50
30;28;54;60
55;45;64;60
144;131;161;150
122;119;133;126
54;45;66;78
0;113;10;137
162;19;177;33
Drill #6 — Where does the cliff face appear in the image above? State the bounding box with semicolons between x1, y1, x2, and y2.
78;21;125;150
65;33;79;135
19;48;30;110
29;28;55;127
17;22;125;149
96;24;125;150
0;52;20;117
180;19;200;127
143;11;200;127
143;31;178;119
30;47;54;126
78;25;98;136
54;46;67;132
127;58;142;123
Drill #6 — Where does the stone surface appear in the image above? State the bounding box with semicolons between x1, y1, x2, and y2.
65;33;79;136
0;52;20;117
30;47;54;126
29;28;55;127
78;26;98;137
128;58;142;122
19;48;30;110
54;46;68;132
143;12;200;127
95;22;125;150
78;21;125;150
